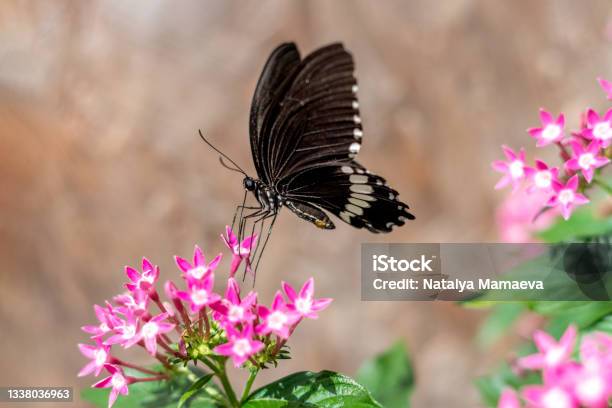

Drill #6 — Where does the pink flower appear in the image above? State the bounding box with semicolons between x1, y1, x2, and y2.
522;384;576;408
213;323;264;367
524;160;559;193
582;108;612;147
164;280;185;313
572;333;612;407
78;340;110;377
114;290;149;315
282;278;332;319
492;146;527;191
496;188;558;243
547;176;589;220
528;109;565;147
92;364;130;408
498;389;521;408
124;258;159;292
210;278;257;324
104;309;141;349
175;245;222;284
140;313;175;355
256;291;300;339
176;271;221;313
221;226;258;277
81;304;119;339
597;77;612;101
565;141;610;183
518;325;577;371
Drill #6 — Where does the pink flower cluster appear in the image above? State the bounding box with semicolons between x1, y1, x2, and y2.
498;325;612;408
492;78;612;221
78;228;332;408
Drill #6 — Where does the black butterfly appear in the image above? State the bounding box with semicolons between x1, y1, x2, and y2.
201;42;415;267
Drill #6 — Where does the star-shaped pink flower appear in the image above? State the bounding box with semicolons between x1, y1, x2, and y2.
565;141;610;183
498;389;521;408
521;384;576;408
282;278;332;319
92;364;130;408
81;303;120;339
176;270;221;313
523;160;559;193
582;108;612;147
597;77;612;101
104;309;141;349
213;323;264;367
124;258;159;293
139;313;175;355
210;278;257;324
78;340;110;377
175;245;222;284
492;146;527;191
547;176;589;220
528;109;565;147
221;226;258;277
518;325;577;371
256;291;300;339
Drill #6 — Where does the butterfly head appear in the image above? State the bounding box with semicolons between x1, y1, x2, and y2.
243;176;257;192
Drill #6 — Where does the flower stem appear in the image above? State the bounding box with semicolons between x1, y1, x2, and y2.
240;368;259;403
111;358;161;376
593;177;612;195
198;357;240;408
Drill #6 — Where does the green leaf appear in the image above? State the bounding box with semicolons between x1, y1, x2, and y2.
243;371;382;408
537;204;612;243
81;367;220;408
356;341;414;408
475;364;541;407
476;303;526;348
178;373;214;408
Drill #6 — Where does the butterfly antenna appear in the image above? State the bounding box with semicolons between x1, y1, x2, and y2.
198;129;247;175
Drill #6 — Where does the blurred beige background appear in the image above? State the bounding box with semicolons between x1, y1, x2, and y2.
2;1;612;407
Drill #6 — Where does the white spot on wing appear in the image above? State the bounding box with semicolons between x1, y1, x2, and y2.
340;211;352;223
345;203;364;216
353;115;361;124
353;129;363;139
341;166;353;174
349;174;368;184
352;100;359;109
350;184;374;194
349;142;361;154
349;197;371;208
351;193;376;202
352;85;359;93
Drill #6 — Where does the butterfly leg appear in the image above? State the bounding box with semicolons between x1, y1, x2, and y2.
251;212;278;283
231;190;259;233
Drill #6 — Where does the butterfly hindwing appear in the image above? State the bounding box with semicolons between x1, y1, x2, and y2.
282;162;414;233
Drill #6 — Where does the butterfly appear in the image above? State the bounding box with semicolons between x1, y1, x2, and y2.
200;42;415;267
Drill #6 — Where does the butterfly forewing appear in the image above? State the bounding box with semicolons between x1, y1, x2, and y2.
248;42;415;233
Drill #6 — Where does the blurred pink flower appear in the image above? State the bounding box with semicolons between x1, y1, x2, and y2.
213;323;263;367
518;325;576;371
498;389;521;408
175;245;222;284
104;309;141;349
522;384;576;408
78;340;110;377
221;226;258;277
548;175;589;220
256;291;300;339
81;304;118;339
492;146;527;191
597;77;612;101
582;108;612;147
283;278;333;319
528;109;565;147
565;141;610;183
140;313;175;355
92;364;130;408
496;188;558;242
524;160;558;193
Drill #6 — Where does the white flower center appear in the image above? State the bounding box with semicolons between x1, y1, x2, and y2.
578;153;595;169
142;321;158;338
509;160;524;179
545;346;565;366
232;339;252;357
534;171;553;189
267;311;288;330
111;373;126;389
558;189;574;206
542;387;572;408
100;323;110;332
189;266;207;279
94;349;107;365
192;290;209;305
228;305;244;322
123;325;136;339
542;124;561;140
593;122;612;141
576;374;605;402
295;297;313;314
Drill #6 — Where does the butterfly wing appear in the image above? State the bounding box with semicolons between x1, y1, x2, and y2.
282;162;414;233
249;43;301;183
